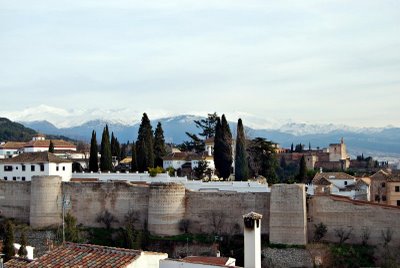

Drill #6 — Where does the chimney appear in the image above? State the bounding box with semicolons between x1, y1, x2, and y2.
243;212;262;268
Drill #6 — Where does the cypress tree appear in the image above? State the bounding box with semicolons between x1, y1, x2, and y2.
214;114;233;180
48;140;55;153
3;220;15;262
235;118;248;181
89;130;99;172
100;125;113;172
297;155;308;183
154;122;166;168
17;231;28;258
111;132;116;157
136;113;154;172
291;143;294;153
131;142;137;171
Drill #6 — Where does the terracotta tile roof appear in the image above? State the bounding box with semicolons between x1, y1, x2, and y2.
4;257;32;268
313;172;355;182
24;139;76;149
182;256;230;266
312;176;332;186
370;169;391;180
25;243;141;268
0;152;71;164
0;142;26;150
163;152;194;161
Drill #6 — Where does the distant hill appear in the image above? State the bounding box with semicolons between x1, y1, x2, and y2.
0;117;37;141
21;115;400;160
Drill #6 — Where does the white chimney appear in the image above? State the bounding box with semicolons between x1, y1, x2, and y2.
243;211;262;268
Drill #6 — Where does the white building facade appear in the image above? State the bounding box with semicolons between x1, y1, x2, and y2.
0;152;72;182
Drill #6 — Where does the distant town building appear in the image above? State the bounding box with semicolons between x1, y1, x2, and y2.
309;171;369;201
369;169;400;206
0;134;77;159
0;151;72;181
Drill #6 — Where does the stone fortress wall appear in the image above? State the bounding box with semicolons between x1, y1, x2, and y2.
0;176;399;246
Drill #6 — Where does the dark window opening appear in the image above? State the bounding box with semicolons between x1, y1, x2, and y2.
382;195;387;202
4;177;7;181
395;186;400;192
40;164;45;172
375;195;380;201
22;165;26;171
31;165;35;171
4;166;13;172
62;166;65;171
22;177;25;181
12;177;16;181
397;200;400;206
381;182;386;188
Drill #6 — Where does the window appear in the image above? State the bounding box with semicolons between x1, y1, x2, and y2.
381;182;386;188
4;165;13;172
397;200;400;206
375;195;380;201
344;181;347;186
31;165;35;171
395;186;400;192
22;177;25;181
16;166;18;170
56;166;59;171
40;164;45;172
4;177;7;180
62;166;65;171
382;195;387;202
12;177;16;181
22;165;26;171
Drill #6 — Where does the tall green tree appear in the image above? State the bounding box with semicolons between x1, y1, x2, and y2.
89;130;99;172
154;122;166;167
100;125;113;172
3;220;15;262
235;118;249;181
64;212;81;242
48;140;55;153
111;132;121;161
214;115;233;180
17;231;28;258
131;142;137;171
247;137;279;184
136;113;154;172
296;155;308;183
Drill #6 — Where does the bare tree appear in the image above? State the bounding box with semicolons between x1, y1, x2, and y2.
334;227;353;244
96;210;118;230
361;227;370;245
209;211;226;235
179;219;191;234
381;227;393;247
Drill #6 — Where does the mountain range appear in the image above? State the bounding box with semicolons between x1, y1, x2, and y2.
20;115;400;162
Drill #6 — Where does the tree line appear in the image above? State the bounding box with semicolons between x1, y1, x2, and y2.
87;112;308;184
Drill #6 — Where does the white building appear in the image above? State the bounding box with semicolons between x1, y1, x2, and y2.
0;142;25;159
309;172;369;201
0;151;72;182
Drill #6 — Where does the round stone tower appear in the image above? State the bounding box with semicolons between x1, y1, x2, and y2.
148;182;186;236
30;175;62;228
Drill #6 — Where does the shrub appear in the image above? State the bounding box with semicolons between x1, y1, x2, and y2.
313;222;327;242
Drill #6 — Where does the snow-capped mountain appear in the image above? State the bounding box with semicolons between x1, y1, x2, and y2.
20;114;400;160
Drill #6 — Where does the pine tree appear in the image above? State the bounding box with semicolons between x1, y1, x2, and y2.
89;130;99;172
193;112;219;139
153;122;166;168
235;118;248;181
3;220;15;262
291;143;294;153
136;113;154;172
100;125;113;172
297;155;308;183
214;114;233;180
48;140;55;153
17;231;28;258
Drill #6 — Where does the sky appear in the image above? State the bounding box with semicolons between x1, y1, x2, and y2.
1;0;399;128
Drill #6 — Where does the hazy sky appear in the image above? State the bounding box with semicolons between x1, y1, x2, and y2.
1;0;399;127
